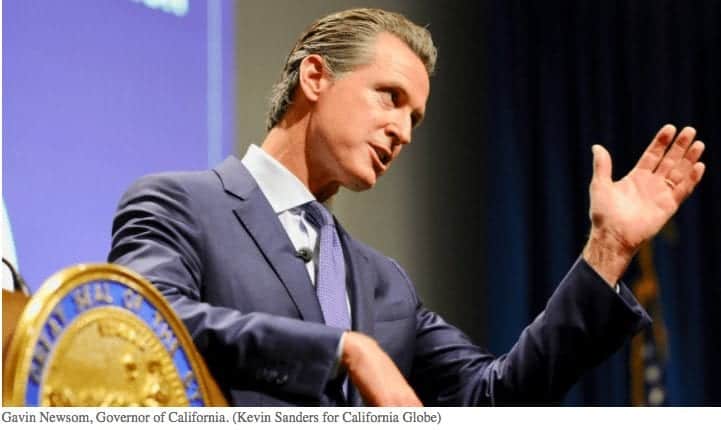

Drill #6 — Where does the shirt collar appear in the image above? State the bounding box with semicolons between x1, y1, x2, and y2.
240;144;315;213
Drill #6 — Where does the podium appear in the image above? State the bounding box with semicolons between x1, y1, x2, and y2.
2;264;227;406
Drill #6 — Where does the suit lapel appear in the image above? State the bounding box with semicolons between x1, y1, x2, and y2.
214;157;324;323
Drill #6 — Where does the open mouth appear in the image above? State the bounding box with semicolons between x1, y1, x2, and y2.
370;145;391;167
378;152;390;164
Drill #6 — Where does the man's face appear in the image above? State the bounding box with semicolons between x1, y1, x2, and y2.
307;32;430;192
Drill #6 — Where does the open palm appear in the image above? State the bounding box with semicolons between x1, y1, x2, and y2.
589;125;706;253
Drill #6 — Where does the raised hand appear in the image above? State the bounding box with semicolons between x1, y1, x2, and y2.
582;125;706;286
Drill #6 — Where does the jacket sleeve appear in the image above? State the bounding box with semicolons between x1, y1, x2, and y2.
407;257;651;405
108;174;344;401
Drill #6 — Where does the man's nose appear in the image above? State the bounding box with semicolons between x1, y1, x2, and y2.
386;113;412;146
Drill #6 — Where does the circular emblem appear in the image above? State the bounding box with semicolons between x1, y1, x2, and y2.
3;264;224;406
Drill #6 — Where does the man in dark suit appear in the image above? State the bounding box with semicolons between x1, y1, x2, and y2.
109;8;706;406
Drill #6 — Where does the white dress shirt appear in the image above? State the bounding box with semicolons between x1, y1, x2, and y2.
241;144;321;283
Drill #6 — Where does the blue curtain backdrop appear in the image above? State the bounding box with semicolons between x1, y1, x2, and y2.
486;0;721;405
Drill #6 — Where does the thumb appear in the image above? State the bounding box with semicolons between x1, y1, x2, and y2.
591;144;613;185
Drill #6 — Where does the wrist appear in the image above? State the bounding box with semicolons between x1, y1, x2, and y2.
340;331;364;370
582;227;636;287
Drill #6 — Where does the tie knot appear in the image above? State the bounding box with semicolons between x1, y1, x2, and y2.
303;201;334;228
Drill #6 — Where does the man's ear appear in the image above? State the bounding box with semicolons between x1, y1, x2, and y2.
298;54;331;102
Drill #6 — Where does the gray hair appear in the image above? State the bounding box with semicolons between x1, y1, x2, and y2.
266;8;437;131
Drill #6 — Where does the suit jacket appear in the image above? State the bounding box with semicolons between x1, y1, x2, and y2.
109;155;651;406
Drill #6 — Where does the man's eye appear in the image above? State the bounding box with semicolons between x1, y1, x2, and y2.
381;89;397;106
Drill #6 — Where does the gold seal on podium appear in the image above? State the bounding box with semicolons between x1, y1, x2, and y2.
3;264;226;406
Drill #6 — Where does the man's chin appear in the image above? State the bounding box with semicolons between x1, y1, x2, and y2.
345;175;376;192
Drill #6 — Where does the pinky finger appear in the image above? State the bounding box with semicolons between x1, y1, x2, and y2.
673;162;706;203
691;162;706;186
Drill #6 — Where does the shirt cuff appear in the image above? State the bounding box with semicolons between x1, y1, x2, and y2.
331;332;346;378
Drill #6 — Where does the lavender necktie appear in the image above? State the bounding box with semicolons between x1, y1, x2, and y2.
303;201;351;330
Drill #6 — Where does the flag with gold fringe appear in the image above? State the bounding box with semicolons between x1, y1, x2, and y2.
630;240;669;406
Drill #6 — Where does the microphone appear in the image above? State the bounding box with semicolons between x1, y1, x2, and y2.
295;247;314;263
2;257;30;295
